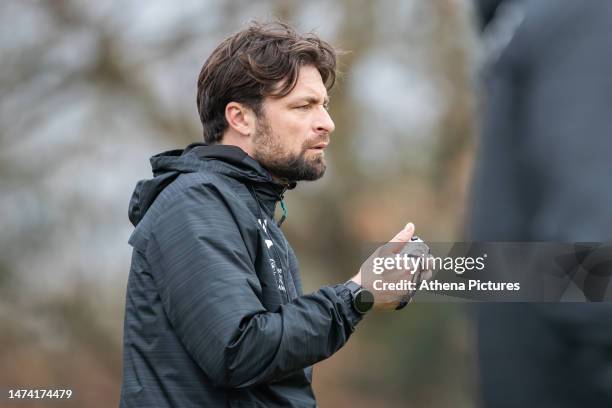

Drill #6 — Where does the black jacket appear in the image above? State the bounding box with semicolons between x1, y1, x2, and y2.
120;143;362;407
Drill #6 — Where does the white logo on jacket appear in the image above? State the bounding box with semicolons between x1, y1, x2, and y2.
268;259;286;292
257;219;274;248
258;218;286;292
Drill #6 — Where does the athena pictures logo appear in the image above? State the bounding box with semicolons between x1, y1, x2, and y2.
360;242;612;302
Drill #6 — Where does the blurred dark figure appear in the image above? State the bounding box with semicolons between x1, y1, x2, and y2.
468;0;612;407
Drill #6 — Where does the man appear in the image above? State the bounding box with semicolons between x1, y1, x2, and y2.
120;22;422;407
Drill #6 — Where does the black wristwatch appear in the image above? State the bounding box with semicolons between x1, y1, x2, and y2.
344;280;374;314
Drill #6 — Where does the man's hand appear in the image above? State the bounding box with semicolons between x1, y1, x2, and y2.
350;223;433;311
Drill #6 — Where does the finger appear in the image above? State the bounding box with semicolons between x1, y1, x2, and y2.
390;222;415;242
382;222;415;255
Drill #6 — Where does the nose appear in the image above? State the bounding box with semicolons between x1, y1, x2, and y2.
315;106;335;135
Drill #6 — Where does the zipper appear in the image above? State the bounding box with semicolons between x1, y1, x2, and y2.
277;186;288;227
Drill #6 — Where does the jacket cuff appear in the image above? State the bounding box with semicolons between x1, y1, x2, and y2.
332;284;364;330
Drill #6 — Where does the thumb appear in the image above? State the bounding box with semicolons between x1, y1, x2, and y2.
391;222;415;242
384;222;415;255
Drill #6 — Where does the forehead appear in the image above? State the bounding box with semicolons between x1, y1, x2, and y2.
277;65;328;101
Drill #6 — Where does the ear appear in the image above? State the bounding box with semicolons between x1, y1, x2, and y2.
225;102;256;137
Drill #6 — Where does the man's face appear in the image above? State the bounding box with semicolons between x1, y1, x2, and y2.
252;65;335;182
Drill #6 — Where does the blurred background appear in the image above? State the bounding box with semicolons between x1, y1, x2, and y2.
0;0;480;407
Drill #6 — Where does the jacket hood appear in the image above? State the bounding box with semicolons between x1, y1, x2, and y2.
128;143;295;226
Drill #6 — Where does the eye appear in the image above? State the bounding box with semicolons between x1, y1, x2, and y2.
323;103;330;111
295;104;311;110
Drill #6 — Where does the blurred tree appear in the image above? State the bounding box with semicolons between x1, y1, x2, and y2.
0;1;479;407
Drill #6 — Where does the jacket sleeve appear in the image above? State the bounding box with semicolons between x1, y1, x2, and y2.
146;182;362;389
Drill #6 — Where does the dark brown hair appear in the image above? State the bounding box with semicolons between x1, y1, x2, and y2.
196;21;338;143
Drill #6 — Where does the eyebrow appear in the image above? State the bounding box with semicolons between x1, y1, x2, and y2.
292;95;329;105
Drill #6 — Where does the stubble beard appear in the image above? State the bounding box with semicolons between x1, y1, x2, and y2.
252;117;327;182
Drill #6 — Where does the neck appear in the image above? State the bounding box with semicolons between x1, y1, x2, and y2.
219;132;254;156
219;133;296;189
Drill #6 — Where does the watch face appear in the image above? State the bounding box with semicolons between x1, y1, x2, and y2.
355;289;374;314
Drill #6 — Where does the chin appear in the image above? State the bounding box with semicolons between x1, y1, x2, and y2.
304;163;326;181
